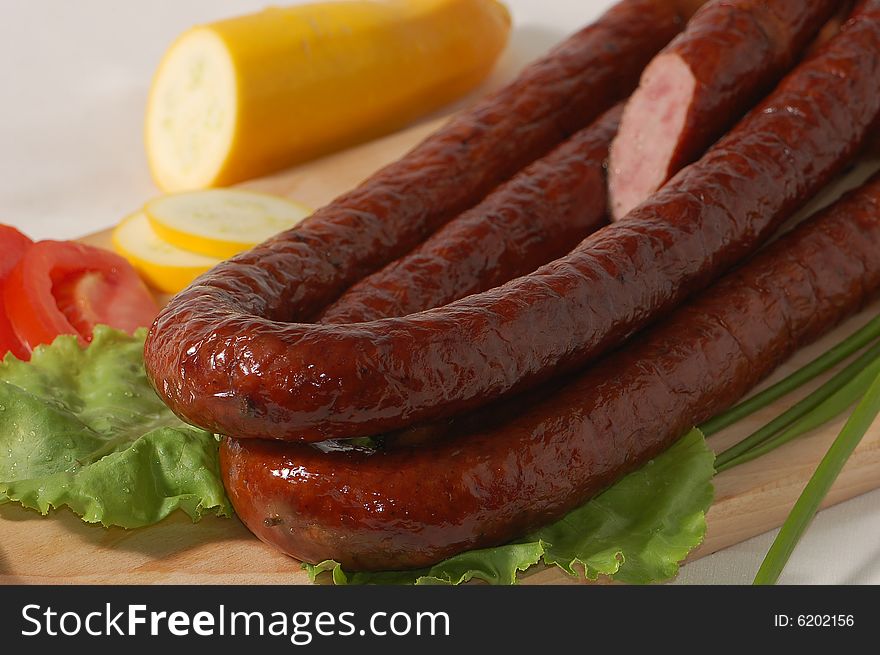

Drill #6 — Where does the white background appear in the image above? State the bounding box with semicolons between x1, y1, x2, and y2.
1;0;878;584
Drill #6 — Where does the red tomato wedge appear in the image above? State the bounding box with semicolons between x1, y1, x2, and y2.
0;225;34;360
4;241;159;349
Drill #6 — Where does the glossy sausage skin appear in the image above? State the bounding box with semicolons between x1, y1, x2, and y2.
319;106;621;324
223;171;880;571
146;4;880;443
144;0;688;441
608;0;841;219
808;1;857;56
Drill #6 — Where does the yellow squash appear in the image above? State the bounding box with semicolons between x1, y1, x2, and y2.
146;0;511;191
113;212;222;294
144;189;312;258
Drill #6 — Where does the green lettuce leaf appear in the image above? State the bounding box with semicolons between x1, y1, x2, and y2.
305;429;715;585
0;326;232;527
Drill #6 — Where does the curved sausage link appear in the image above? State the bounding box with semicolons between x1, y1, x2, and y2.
144;0;688;440
318;105;621;324
223;170;880;571
146;4;880;443
609;0;842;219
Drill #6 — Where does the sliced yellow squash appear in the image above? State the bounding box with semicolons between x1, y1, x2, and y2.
112;212;221;294
145;0;511;190
144;189;311;258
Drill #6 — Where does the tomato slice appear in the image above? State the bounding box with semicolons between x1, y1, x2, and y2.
4;240;159;349
0;225;34;360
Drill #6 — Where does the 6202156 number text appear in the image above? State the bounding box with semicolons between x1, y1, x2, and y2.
774;614;855;628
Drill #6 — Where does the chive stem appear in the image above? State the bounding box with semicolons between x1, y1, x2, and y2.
714;340;880;469
753;369;880;585
717;354;880;472
700;316;880;436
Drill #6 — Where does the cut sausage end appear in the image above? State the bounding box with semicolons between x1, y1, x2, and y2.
608;53;696;220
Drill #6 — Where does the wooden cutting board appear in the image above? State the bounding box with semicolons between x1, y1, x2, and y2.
1;116;879;585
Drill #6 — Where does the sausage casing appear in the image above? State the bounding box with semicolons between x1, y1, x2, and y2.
146;4;880;442
223;169;880;571
319;106;621;323
608;0;841;218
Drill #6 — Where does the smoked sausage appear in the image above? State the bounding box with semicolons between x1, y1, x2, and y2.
319;106;621;323
223;169;880;570
146;3;880;442
608;0;841;219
